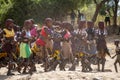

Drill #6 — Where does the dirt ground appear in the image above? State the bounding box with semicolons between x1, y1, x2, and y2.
0;35;120;80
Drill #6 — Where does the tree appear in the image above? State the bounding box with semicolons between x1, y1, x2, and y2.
2;0;111;26
112;0;119;27
92;0;109;22
0;0;86;26
0;0;14;26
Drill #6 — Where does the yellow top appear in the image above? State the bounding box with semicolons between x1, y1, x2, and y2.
4;28;15;38
0;52;7;58
31;43;41;53
76;52;84;57
50;50;60;60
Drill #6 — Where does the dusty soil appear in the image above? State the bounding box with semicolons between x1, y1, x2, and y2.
0;35;120;80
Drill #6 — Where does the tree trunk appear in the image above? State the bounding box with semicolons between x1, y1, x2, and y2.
92;4;101;22
92;0;109;22
113;0;119;27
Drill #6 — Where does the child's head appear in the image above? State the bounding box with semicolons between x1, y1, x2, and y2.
29;19;34;24
87;21;94;28
5;19;14;29
114;39;119;46
61;22;73;31
44;18;53;28
23;20;31;30
78;21;86;29
98;21;104;30
53;21;61;31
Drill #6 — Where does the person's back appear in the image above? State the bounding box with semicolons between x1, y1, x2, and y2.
78;10;81;19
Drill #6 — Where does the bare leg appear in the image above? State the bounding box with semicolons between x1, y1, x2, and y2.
47;48;52;55
102;58;106;72
43;47;49;72
97;58;100;71
88;64;92;72
59;59;67;71
114;60;118;72
22;59;28;74
23;65;27;74
29;61;35;75
69;59;77;71
7;53;15;76
7;61;15;76
49;60;59;71
108;20;110;26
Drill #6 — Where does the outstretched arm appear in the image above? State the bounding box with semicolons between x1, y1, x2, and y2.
112;54;117;59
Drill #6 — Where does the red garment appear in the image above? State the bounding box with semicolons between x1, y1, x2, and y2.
36;38;46;46
64;31;71;39
30;27;37;37
40;26;48;38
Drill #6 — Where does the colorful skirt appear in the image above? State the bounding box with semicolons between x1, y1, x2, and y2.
20;42;31;58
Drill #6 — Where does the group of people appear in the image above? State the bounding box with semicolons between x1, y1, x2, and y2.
70;9;111;27
70;10;85;26
0;18;119;76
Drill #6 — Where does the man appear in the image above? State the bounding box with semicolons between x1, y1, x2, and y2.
70;10;76;26
104;10;110;26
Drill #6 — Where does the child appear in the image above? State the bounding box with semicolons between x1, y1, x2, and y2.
19;20;34;74
1;19;15;75
60;22;73;70
86;21;96;54
96;22;111;72
112;39;120;72
40;18;53;72
48;23;62;71
76;21;88;54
